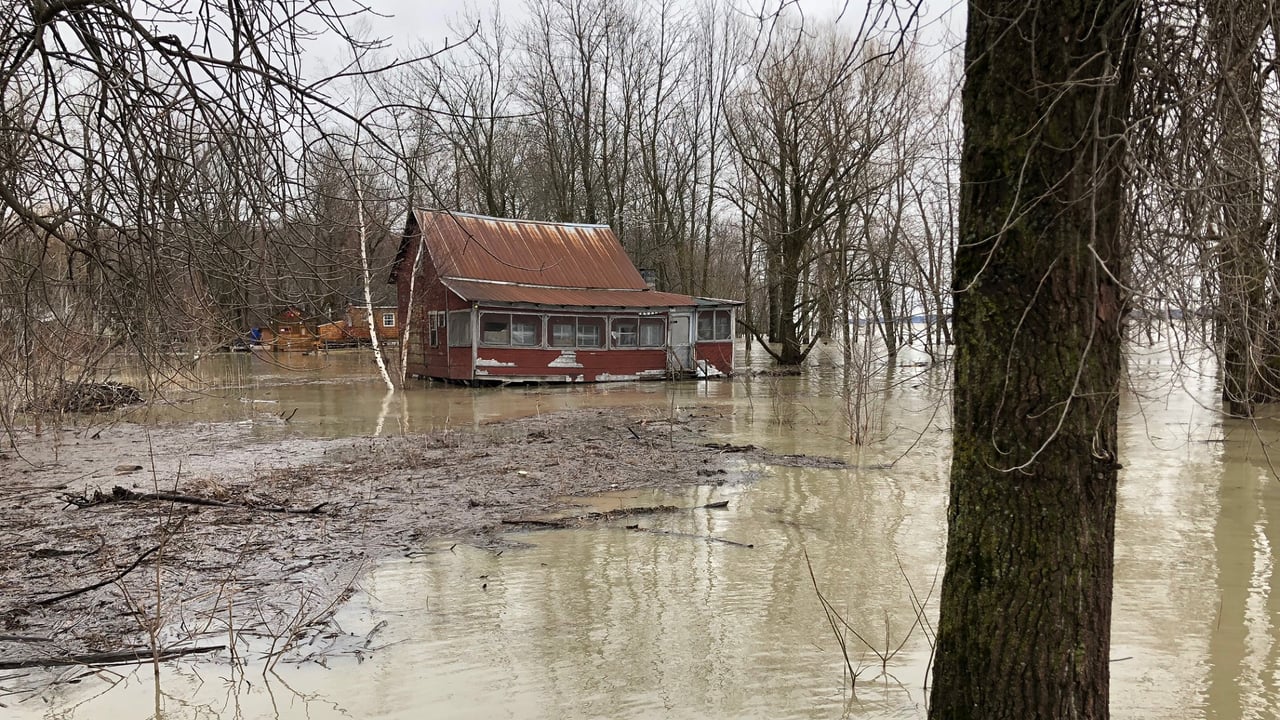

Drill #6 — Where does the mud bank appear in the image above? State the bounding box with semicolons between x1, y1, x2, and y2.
0;406;839;673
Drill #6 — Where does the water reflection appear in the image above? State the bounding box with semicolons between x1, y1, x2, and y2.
14;339;1280;719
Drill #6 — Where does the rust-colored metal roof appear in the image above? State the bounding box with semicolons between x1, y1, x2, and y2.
416;210;650;290
441;278;697;308
399;209;704;308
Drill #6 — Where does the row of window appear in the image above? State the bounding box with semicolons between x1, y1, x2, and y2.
449;313;667;349
440;309;733;349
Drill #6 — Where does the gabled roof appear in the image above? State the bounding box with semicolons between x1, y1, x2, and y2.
393;210;701;309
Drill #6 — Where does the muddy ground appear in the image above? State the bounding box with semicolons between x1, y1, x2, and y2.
0;405;842;673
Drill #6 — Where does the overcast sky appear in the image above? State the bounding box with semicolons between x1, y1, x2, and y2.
335;0;964;65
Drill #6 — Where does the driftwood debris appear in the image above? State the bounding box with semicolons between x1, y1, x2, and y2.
620;526;753;548
501;500;732;530
23;381;143;413
0;644;224;670
500;499;751;548
703;442;757;453
35;544;162;606
59;485;330;515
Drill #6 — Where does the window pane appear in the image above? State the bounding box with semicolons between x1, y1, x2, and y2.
511;314;540;346
481;314;509;345
696;313;714;342
550;318;576;347
382;312;396;327
577;317;604;348
714;311;731;340
612;318;638;347
448;311;471;347
639;318;665;347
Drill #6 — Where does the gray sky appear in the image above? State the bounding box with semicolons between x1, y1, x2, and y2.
339;0;964;63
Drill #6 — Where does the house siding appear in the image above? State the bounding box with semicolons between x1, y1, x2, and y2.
696;341;734;376
472;347;668;382
397;218;457;379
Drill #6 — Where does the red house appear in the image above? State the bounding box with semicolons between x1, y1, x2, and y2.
389;210;739;384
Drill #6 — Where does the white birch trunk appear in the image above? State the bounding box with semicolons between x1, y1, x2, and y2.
353;146;395;392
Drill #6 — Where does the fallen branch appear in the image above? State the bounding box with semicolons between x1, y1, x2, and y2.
59;486;329;515
703;442;756;453
0;644;224;670
500;518;566;528
502;500;730;529
36;544;161;607
620;526;753;548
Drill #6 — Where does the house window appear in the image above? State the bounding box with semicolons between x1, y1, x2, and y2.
697;310;733;341
448;310;472;347
611;318;638;348
548;316;609;348
550;317;577;348
481;313;509;345
716;311;732;340
427;311;439;347
481;313;542;347
639;318;665;348
510;315;541;346
382;312;396;328
577;317;605;348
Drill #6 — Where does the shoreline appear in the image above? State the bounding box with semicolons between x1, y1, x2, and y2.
1;406;802;674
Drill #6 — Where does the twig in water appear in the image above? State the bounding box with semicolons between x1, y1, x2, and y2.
35;545;162;607
0;645;224;670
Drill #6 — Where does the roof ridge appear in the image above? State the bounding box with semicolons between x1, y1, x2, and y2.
417;209;611;229
442;276;653;293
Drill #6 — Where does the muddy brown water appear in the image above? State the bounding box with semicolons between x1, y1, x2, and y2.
8;341;1280;719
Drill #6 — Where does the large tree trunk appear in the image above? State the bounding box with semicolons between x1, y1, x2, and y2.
929;1;1137;718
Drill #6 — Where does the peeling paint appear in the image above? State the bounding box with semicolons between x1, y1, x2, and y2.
548;351;583;369
695;360;724;378
595;373;640;382
476;357;517;368
475;369;490;376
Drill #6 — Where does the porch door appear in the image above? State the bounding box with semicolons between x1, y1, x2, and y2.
669;313;694;371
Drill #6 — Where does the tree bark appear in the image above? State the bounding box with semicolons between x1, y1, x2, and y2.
929;1;1137;718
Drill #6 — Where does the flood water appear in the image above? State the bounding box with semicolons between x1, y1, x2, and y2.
11;339;1280;719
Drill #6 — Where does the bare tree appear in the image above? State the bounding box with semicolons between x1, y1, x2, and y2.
726;20;899;365
0;0;456;421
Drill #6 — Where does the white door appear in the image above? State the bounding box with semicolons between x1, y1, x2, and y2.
669;313;693;371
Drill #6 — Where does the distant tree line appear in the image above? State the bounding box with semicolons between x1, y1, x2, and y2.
5;0;1280;419
394;0;959;366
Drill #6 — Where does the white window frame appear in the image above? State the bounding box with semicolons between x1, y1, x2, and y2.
480;312;543;347
577;317;605;348
697;310;733;341
510;315;540;347
611;318;638;348
639;317;665;348
549;317;577;348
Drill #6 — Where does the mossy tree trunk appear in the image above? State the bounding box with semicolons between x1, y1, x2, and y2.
928;1;1137;718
